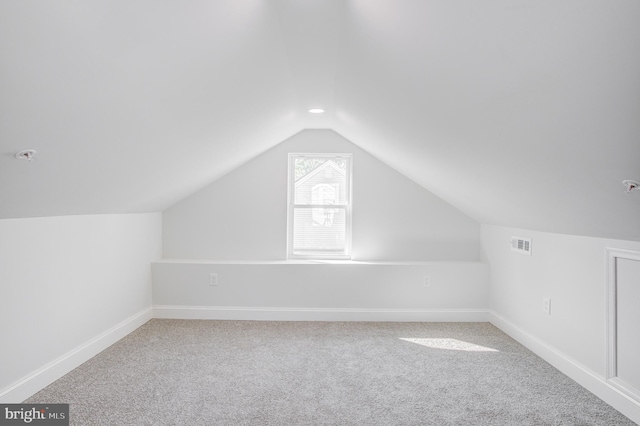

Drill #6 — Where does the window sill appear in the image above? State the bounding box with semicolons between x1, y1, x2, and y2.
154;258;484;265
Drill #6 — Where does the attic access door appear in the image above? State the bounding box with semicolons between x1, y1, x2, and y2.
606;248;640;402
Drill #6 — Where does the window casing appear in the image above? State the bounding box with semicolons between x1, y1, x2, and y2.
287;153;352;259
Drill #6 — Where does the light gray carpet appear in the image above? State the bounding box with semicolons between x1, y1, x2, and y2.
26;320;634;425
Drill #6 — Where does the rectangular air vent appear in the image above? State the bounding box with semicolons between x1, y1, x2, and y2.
511;236;532;255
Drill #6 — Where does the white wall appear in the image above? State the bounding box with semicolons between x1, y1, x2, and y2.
481;224;640;422
0;213;162;402
152;260;489;321
163;130;480;261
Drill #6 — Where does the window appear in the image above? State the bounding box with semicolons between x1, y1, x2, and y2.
287;153;352;259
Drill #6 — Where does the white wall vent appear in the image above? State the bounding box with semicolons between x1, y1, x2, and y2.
511;236;532;255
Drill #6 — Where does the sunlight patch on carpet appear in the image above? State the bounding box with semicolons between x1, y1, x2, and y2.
400;338;499;352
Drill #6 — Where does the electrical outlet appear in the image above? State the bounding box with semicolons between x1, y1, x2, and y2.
209;273;218;287
423;276;431;288
543;298;551;315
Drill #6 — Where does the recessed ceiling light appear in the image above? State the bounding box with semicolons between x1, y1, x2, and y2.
308;108;325;114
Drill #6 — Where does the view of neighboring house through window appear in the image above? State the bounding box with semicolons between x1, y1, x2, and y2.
288;153;352;259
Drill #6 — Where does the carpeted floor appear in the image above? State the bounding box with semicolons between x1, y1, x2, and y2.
26;320;635;425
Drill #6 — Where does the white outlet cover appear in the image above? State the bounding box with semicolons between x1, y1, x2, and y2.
209;273;218;286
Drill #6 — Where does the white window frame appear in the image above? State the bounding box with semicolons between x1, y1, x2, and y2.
287;153;352;260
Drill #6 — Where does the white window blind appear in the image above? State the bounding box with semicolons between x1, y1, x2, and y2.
287;153;352;259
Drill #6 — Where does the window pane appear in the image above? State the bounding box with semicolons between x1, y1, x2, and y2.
294;158;347;205
292;207;346;253
294;158;328;181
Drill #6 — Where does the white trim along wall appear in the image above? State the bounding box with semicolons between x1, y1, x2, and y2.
606;248;640;404
0;308;152;403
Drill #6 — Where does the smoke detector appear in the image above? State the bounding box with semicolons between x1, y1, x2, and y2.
15;149;38;161
622;180;640;194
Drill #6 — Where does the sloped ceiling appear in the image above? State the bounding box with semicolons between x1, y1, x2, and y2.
1;1;639;241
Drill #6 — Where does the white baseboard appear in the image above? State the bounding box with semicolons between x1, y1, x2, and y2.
153;305;490;322
489;310;640;425
0;307;153;403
